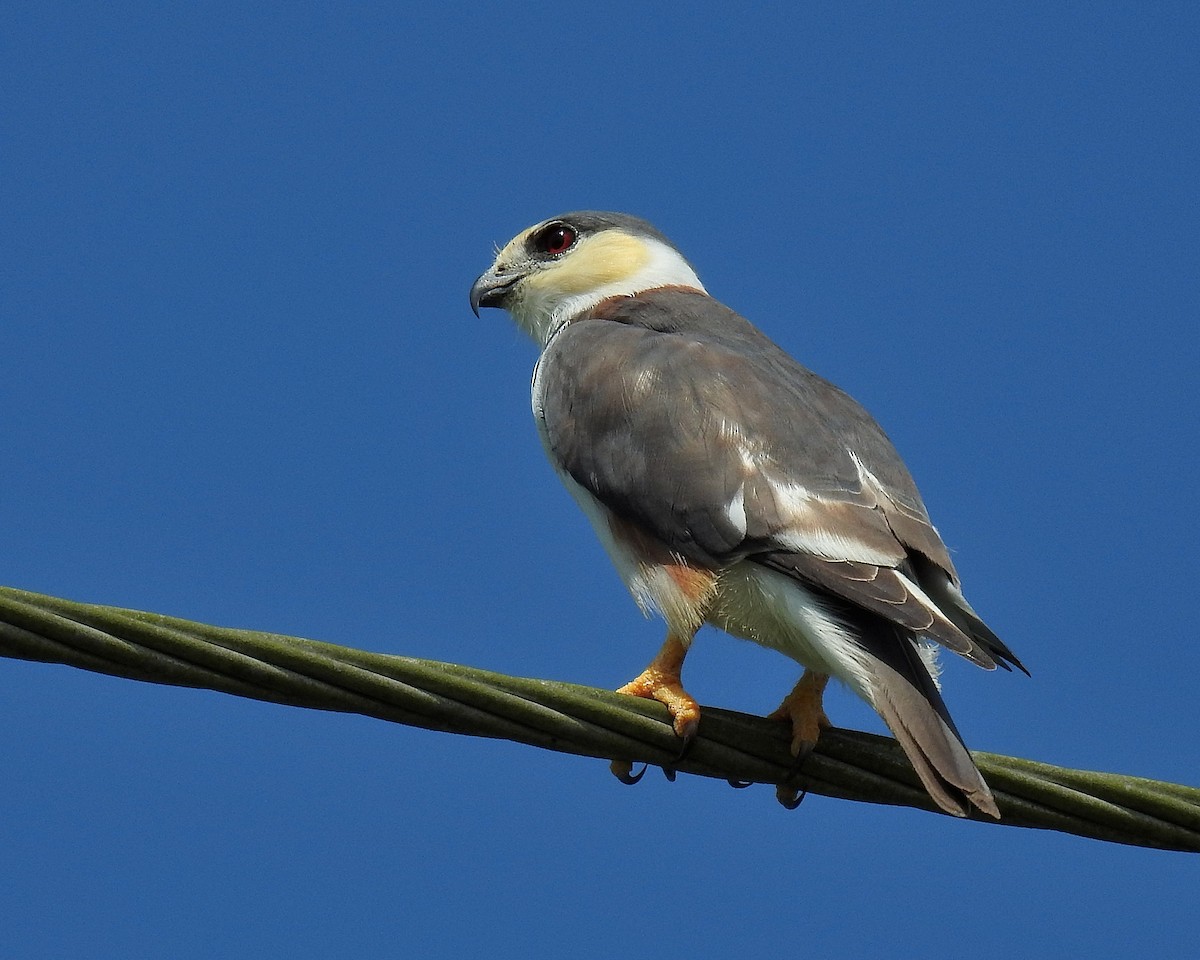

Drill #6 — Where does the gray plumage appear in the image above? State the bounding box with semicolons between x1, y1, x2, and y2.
534;287;1025;816
538;291;1021;660
474;212;1025;818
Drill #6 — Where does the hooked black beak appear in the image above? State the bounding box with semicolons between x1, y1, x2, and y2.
469;269;520;317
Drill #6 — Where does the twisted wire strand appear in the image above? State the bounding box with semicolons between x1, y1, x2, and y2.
1;586;1196;852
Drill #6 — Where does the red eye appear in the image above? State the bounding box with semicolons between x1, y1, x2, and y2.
535;223;576;256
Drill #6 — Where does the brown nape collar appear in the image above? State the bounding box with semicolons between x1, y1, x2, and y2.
586;285;707;319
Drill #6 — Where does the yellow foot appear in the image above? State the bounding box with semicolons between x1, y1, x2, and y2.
615;632;700;742
617;668;701;742
769;670;831;758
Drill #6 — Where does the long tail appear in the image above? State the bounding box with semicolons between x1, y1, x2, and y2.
858;618;999;819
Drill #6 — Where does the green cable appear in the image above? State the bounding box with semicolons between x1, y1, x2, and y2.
1;586;1195;852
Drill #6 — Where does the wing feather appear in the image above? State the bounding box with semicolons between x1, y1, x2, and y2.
761;553;998;668
535;290;1015;668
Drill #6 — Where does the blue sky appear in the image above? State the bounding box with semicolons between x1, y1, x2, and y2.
3;2;1197;956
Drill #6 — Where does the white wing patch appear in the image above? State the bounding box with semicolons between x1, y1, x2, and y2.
763;474;904;565
774;524;901;566
848;451;886;497
848;449;933;525
724;484;748;539
630;365;659;397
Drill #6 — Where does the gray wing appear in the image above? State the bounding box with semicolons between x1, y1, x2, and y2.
536;290;1023;673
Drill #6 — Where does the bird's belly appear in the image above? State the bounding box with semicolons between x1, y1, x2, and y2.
711;561;875;699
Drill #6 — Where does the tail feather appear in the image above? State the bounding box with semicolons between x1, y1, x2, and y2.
912;555;1029;676
859;619;1000;819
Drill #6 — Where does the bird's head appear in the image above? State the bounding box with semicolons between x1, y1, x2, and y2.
470;211;705;345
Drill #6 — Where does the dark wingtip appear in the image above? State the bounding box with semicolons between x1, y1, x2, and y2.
975;628;1030;677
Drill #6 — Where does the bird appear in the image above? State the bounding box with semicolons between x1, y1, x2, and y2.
470;211;1026;818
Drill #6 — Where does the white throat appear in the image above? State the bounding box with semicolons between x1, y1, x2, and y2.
511;238;706;347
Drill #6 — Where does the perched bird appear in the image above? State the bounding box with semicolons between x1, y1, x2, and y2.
470;211;1026;818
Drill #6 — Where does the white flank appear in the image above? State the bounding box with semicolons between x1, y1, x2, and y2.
711;562;877;701
555;471;707;635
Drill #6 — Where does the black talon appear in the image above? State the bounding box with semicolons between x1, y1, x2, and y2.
727;779;753;789
775;784;807;810
673;732;696;765
610;761;647;785
778;789;807;810
790;737;818;768
656;732;693;782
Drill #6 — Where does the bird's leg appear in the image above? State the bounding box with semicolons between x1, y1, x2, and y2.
769;669;831;759
769;670;831;809
610;630;700;784
615;630;700;740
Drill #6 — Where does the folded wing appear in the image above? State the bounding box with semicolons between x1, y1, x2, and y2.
535;292;1024;674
